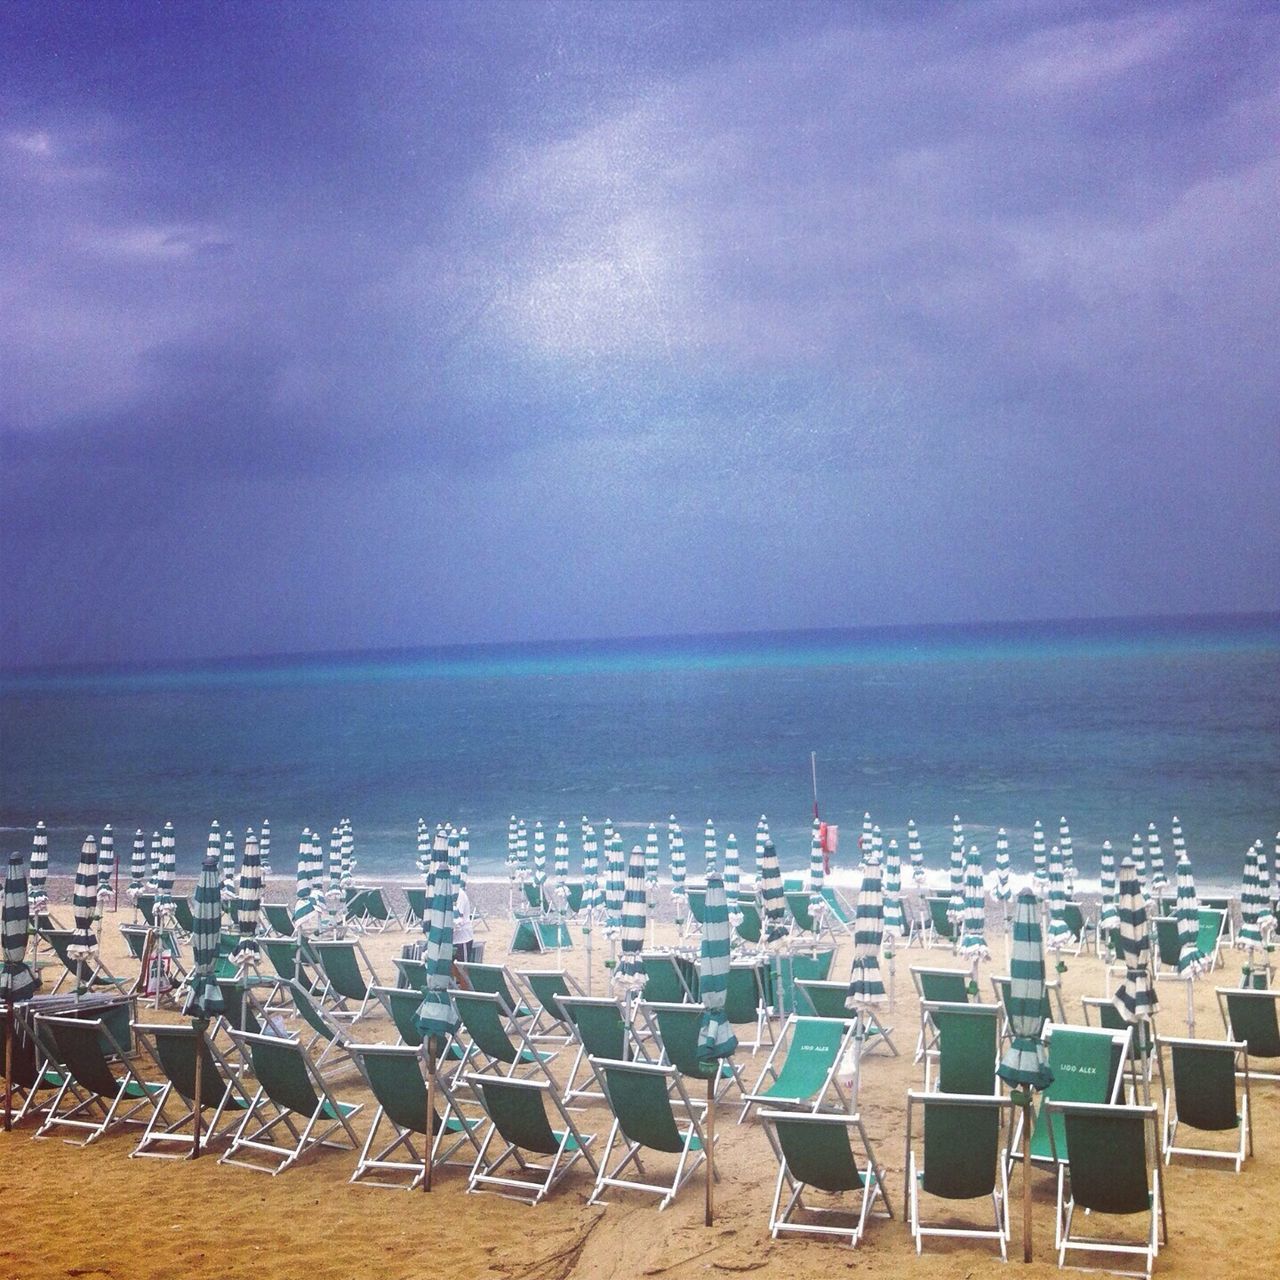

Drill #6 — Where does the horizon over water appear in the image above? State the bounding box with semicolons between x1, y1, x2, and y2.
2;612;1277;890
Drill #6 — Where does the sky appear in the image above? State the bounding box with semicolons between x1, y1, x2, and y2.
2;0;1278;669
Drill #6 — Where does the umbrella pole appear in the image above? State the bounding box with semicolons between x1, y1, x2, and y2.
191;1019;205;1158
424;1041;437;1193
3;996;13;1132
704;1076;715;1227
1185;976;1195;1037
1021;1100;1033;1263
585;931;593;997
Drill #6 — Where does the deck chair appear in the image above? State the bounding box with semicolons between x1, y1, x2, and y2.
214;977;264;1037
1196;909;1227;971
351;886;395;933
641;951;694;1004
640;1000;745;1101
771;947;834;1018
1082;997;1158;1083
1201;895;1235;943
262;903;295;937
589;1058;713;1209
990;973;1065;1044
1152;917;1183;975
1046;1101;1165;1279
278;979;352;1069
1010;1024;1131;1175
220;1029;362;1174
0;1007;67;1125
556;994;647;1103
371;985;467;1067
33;1013;164;1145
38;929;130;995
920;1001;1000;1095
458;962;534;1019
906;1091;1012;1258
122;923;188;998
452;989;557;1080
1217;986;1280;1081
923;897;957;949
910;966;970;1061
516;969;586;1043
136;893;157;926
466;1072;598;1204
311;939;381;1021
726;961;775;1053
740;1015;857;1122
509;917;572;953
785;892;836;940
822;887;856;932
683;887;707;937
393;956;428;990
403;888;427;929
1159;1036;1252;1172
796;979;898;1058
1060;902;1091;955
130;1021;254;1157
735;902;763;945
761;1108;891;1247
348;1043;481;1189
261;937;322;996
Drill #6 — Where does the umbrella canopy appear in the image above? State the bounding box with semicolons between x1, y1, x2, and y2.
68;836;99;959
533;822;547;887
1031;820;1047;889
96;826;116;912
292;829;318;933
1147;823;1168;893
907;819;925;887
556;821;572;895
425;819;438;878
184;855;225;1021
703;821;718;877
1256;840;1275;937
643;824;660;897
1130;832;1147;888
1113;859;1159;1025
231;830;263;966
221;827;238;907
1058;818;1076;898
947;816;964;919
156;824;177;925
458;828;470;889
206;820;222;883
327;826;344;906
128;830;147;900
996;889;1054;1091
604;828;625;939
515;819;529;883
1174;852;1207;976
957;844;989;958
147;831;161;893
581;824;599;925
724;834;741;923
416;861;458;1043
994;829;1011;903
29;822;49;915
861;812;874;857
1045;847;1072;950
1171;816;1186;865
1238;841;1265;949
259;819;271;878
611;845;648;995
808;819;826;921
696;874;738;1066
756;840;789;945
845;857;886;1006
669;819;686;903
1;853;37;1004
1098;840;1120;933
340;818;355;888
882;839;904;938
755;816;770;869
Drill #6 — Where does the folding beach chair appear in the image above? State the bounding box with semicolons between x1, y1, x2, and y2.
136;893;157;926
1201;895;1236;944
38;929;131;996
739;1015;858;1122
785;892;836;941
403;888;427;929
262;903;295;937
458;962;534;1018
1152;917;1183;976
641;951;694;1004
516;969;586;1043
1217;986;1280;1082
906;1091;1013;1259
1158;1035;1252;1172
220;1029;363;1174
509;917;572;953
555;993;648;1103
1081;996;1158;1084
922;897;957;950
735;902;763;945
771;946;834;1018
33;1012;164;1145
371;985;466;1067
1196;908;1227;971
351;885;395;933
0;1007;67;1125
589;1058;713;1209
277;978;353;1070
795;979;898;1058
683;887;707;938
452;989;557;1080
821;887;857;935
393;956;428;990
990;973;1066;1046
347;1043;482;1189
465;1072;599;1204
1060;901;1091;956
213;977;264;1039
122;923;188;1000
130;1021;254;1157
910;966;970;1061
919;1001;1000;1095
640;1000;746;1101
1046;1101;1165;1279
261;937;323;997
725;960;776;1053
310;939;381;1022
760;1108;891;1247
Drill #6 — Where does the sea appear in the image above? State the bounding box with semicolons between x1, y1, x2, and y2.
2;614;1277;891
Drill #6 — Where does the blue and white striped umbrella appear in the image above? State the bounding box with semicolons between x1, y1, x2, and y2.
723;833;742;924
611;845;648;995
581;823;599;923
1058;818;1076;898
1031;820;1047;890
947;816;965;921
907;819;924;887
845;857;886;1006
221;826;238;909
703;820;718;877
604;828;625;939
292;829;317;933
1238;841;1265;949
128;829;147;901
1147;823;1168;893
696;874;738;1066
231;829;263;966
757;839;789;945
1174;851;1207;976
259;818;271;878
883;839;904;938
97;825;115;911
156;823;177;925
147;831;161;894
533;822;547;888
643;823;660;900
340;818;355;889
29;822;49;915
1;852;37;1004
997;890;1054;1091
416;860;457;1042
994;829;1011;903
68;836;99;960
1045;846;1072;951
1099;840;1120;934
184;855;224;1022
1113;859;1159;1024
958;844;989;959
1130;832;1147;888
668;819;686;904
808;819;826;922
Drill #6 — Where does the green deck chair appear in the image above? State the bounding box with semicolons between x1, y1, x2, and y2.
522;882;546;912
785;892;834;940
761;1109;892;1247
136;893;157;927
1217;987;1280;1081
214;976;264;1036
279;978;352;1070
771;947;833;1018
641;951;693;1004
403;887;428;929
262;903;295;937
1196;909;1226;971
641;1000;745;1101
920;1001;1000;1095
740;1015;857;1122
516;969;586;1043
589;1058;712;1209
171;897;196;935
556;994;647;1103
797;978;898;1059
348;1043;481;1189
924;897;957;948
458;962;534;1018
1201;895;1235;943
220;1029;362;1174
508;916;572;953
260;937;321;995
1159;1035;1252;1172
33;1013;164;1145
465;1072;598;1204
351;886;394;932
131;1020;254;1157
452;989;557;1080
0;1007;67;1125
1152;917;1182;974
393;956;428;990
1046;1101;1165;1279
735;902;763;945
685;887;708;935
726;961;775;1053
369;984;466;1066
1081;996;1157;1084
906;1091;1013;1258
311;939;381;1021
39;928;130;995
822;887;855;929
910;966;970;1061
1060;901;1090;955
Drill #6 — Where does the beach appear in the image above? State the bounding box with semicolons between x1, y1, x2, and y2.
4;879;1278;1280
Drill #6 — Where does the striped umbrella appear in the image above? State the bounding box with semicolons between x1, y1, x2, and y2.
1147;823;1168;893
29;822;49;916
156;823;177;926
845;857;886;1006
422;819;435;878
703;820;718;877
516;819;529;883
723;833;742;924
206;820;222;880
97;825;115;911
611;845;648;995
231;829;263;967
556;821;572;897
1;852;37;1006
907;819;925;887
861;812;874;858
1113;859;1159;1025
1256;840;1275;937
416;858;457;1042
755;816;770;870
581;824;599;920
1098;840;1120;935
1045;846;1072;951
958;844;989;959
669;819;686;907
947;816;965;922
1130;832;1147;888
1237;841;1265;950
221;826;238;909
1273;831;1280;926
808;819;826;924
148;831;162;893
504;816;517;881
458;828;470;889
1031;820;1047;890
643;823;660;900
1058;818;1076;898
342;821;357;892
604;828;625;940
883;839;904;939
757;840;789;946
128;830;147;901
1174;852;1207;977
68;836;99;961
1171;816;1186;866
292;829;317;934
184;854;224;1022
998;889;1054;1090
872;824;884;858
260;818;271;878
327;826;344;907
696;875;737;1066
994;829;1011;903
533;822;547;889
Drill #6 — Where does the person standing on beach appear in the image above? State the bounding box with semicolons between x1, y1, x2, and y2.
453;884;475;962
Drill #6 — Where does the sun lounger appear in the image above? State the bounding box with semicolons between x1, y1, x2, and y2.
1217;986;1280;1081
1158;1035;1252;1172
452;989;557;1080
920;1001;1000;1095
310;939;382;1022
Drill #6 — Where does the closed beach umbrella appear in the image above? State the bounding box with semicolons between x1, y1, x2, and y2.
184;855;224;1023
516;819;529;883
994;829;1011;904
1098;840;1119;934
755;816;770;870
872;824;883;859
1046;847;1072;951
948;816;964;919
423;819;436;879
581;823;599;916
1147;823;1168;893
1237;841;1265;950
2;852;37;1006
415;857;457;1192
1171;816;1186;865
458;828;470;890
533;822;547;889
845;857;886;1006
231;829;263;967
29;822;49;916
340;818;355;886
696;873;738;1227
1256;841;1275;936
206;820;221;882
883;839;904;939
757;840;789;945
611;845;648;996
260;819;271;878
156;824;177;926
556;821;572;896
68;836;99;966
1058;818;1076;898
292;829;317;933
669;819;686;908
128;830;147;901
1032;820;1047;890
1113;859;1159;1026
907;819;924;887
328;826;343;907
604;829;625;940
703;820;718;876
643;823;660;897
97;826;115;911
221;827;238;909
958;844;989;959
808;819;826;923
148;831;161;893
1174;852;1205;976
1130;832;1147;888
861;812;874;858
723;833;741;924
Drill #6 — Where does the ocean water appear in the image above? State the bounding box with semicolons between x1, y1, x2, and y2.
2;615;1277;890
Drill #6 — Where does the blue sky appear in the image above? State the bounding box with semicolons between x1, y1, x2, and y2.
2;1;1277;667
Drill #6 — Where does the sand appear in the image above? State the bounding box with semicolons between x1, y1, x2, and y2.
3;881;1277;1280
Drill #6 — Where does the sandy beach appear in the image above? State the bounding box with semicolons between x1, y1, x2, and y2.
3;879;1277;1280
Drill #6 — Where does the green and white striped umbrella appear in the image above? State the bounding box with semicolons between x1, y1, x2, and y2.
611;845;648;995
696;874;738;1065
327;826;344;907
1113;859;1159;1024
156;823;177;925
292;829;317;933
96;825;115;910
757;839;789;945
458;828;470;889
724;833;742;923
907;819;925;887
1058;818;1076;898
221;826;238;909
883;839;904;938
1171;816;1186;866
703;820;718;877
604;828;625;939
533;822;547;888
1147;823;1168;893
997;889;1054;1091
29;822;49;915
1256;840;1275;936
872;824;884;859
231;829;263;966
422;819;435;878
808;819;826;922
1046;846;1072;950
994;829;1011;903
1;852;37;1004
147;830;161;894
1031;820;1047;889
861;812;874;857
755;815;770;870
668;819;686;903
1130;832;1147;888
556;821;572;895
643;823;660;898
958;844;989;959
516;819;529;883
845;857;886;1006
184;855;224;1022
581;823;599;922
1098;840;1119;933
128;829;147;901
205;820;222;883
340;818;355;890
1174;851;1207;976
68;836;99;959
415;860;457;1042
259;818;271;878
1237;841;1265;949
947;816;964;920
1272;831;1280;925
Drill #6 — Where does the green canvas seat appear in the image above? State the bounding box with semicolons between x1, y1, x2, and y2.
393;956;428;990
220;1029;362;1174
1152;917;1182;974
920;1001;1000;1095
1081;996;1157;1082
279;978;352;1070
261;937;321;994
735;902;763;944
38;928;130;995
906;1091;1013;1259
131;1020;253;1157
589;1058;712;1209
349;886;394;932
0;1007;67;1125
641;951;693;1004
465;1072;598;1204
452;989;557;1080
924;897;957;948
761;1109;891;1247
822;887;854;928
1217;987;1280;1080
1159;1035;1252;1172
172;898;196;935
1196;909;1226;970
403;887;427;928
262;903;295;937
770;947;833;1018
990;972;1065;1045
214;977;264;1036
516;969;586;1043
785;892;833;939
726;961;775;1052
1060;901;1090;955
740;1015;857;1122
796;978;897;1059
509;917;573;953
1200;895;1235;943
910;966;970;1061
1046;1102;1165;1279
685;887;708;930
135;894;157;927
555;994;648;1103
458;962;534;1018
640;1000;745;1101
311;939;381;1021
348;1043;482;1190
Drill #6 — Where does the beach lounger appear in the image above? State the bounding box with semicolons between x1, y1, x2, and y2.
906;1091;1013;1259
220;1029;362;1174
348;1043;481;1190
770;946;834;1018
466;1072;598;1204
1152;917;1183;976
452;989;557;1080
990;973;1065;1046
350;886;395;933
1217;986;1280;1081
0;1007;67;1125
739;1015;858;1122
919;1001;1000;1095
393;956;428;990
735;902;763;945
1060;901;1091;956
555;994;648;1103
279;979;353;1070
1196;909;1227;971
261;937;322;996
33;1012;164;1145
821;886;856;932
640;1000;745;1101
589;1058;713;1209
516;969;586;1043
371;985;465;1067
795;978;898;1058
214;977;264;1037
508;916;572;953
130;1020;254;1157
1158;1035;1252;1172
262;903;295;937
1201;895;1236;944
761;1109;891;1248
785;892;836;941
1046;1101;1165;1278
311;938;382;1022
683;887;707;938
